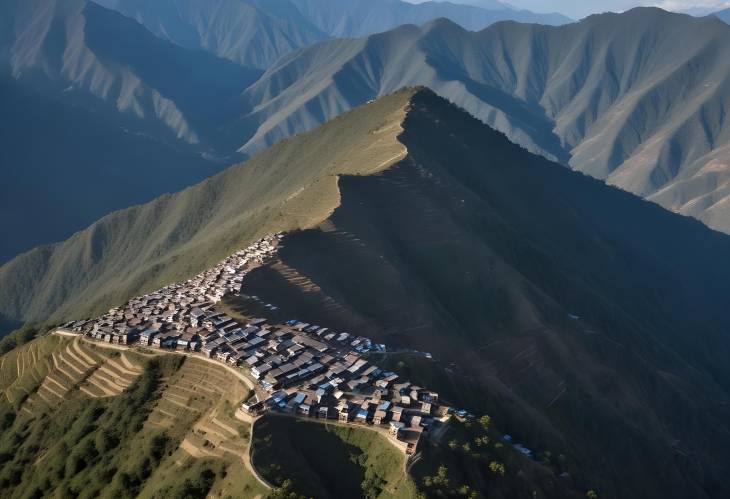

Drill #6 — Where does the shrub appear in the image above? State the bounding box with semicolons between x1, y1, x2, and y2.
488;461;506;476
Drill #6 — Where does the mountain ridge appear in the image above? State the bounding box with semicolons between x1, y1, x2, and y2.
0;88;415;333
712;7;730;24
227;7;730;234
239;88;730;498
92;0;571;70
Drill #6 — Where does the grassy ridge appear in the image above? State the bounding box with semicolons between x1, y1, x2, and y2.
0;88;413;332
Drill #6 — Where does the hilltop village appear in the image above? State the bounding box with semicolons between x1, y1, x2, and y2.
60;234;452;454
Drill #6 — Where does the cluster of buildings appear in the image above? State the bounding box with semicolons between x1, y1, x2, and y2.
60;232;450;455
61;234;282;345
237;318;449;454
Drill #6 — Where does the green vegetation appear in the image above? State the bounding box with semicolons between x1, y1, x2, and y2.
252;415;416;499
412;419;575;499
0;333;64;410
0;88;413;333
139;454;227;499
0;341;266;499
0;356;179;498
0;324;39;355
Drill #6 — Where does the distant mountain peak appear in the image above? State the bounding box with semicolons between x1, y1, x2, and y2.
232;6;730;236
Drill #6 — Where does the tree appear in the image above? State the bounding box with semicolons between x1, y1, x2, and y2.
457;484;477;498
489;461;506;476
586;490;598;499
267;479;307;499
426;465;450;487
361;470;385;499
479;415;491;430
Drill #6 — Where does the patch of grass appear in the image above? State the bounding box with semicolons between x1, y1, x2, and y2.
0;325;41;356
138;452;224;499
252;415;416;499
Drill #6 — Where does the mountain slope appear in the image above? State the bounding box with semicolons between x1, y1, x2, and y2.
238;89;730;499
92;0;328;70
713;8;730;24
230;8;730;234
0;89;414;333
93;0;570;71
0;76;219;265
0;334;268;498
0;0;260;263
1;0;259;149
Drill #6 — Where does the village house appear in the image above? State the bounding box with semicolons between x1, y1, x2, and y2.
389;421;405;438
337;402;350;422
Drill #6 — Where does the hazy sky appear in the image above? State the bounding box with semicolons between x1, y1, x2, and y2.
406;1;730;19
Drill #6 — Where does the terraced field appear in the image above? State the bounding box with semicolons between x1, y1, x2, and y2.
139;356;269;497
21;337;144;416
0;334;144;417
145;357;245;433
0;333;62;407
0;334;271;497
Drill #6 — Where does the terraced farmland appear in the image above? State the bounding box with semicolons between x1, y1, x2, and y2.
146;357;247;434
0;334;144;418
0;335;269;498
138;356;269;498
0;333;62;408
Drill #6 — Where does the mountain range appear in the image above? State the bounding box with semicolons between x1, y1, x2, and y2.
2;88;730;498
0;0;260;263
0;0;570;265
5;2;730;498
92;0;571;69
228;7;730;235
7;4;730;265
